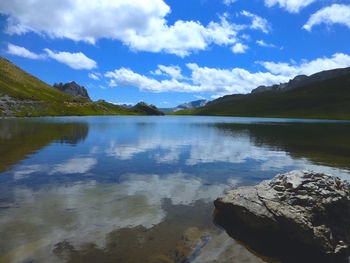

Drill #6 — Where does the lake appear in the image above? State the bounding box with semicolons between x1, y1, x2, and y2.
1;116;350;263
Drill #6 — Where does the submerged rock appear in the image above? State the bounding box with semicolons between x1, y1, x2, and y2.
214;171;350;262
175;227;209;263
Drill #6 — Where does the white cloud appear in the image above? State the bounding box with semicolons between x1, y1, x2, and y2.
151;65;184;80
264;0;317;13
186;63;288;95
241;10;271;34
256;40;276;48
88;72;101;80
303;4;350;31
105;68;200;93
231;43;248;53
105;63;288;95
223;0;237;5
44;48;97;70
6;43;43;59
104;52;350;97
50;157;97;174
0;0;246;57
194;95;206;100
261;53;350;77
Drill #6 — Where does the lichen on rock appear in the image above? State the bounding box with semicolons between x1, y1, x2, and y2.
214;170;350;262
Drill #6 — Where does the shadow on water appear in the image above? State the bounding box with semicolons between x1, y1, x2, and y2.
213;208;349;263
214;122;350;171
0;119;89;173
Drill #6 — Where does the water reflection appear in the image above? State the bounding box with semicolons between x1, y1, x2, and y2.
0;118;89;173
0;116;350;262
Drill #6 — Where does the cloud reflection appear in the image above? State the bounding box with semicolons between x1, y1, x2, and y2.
0;173;235;262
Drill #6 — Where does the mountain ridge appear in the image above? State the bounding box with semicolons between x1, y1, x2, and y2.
176;66;350;120
0;57;164;117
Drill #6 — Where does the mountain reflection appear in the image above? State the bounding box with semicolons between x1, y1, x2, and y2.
0;119;89;173
213;122;350;170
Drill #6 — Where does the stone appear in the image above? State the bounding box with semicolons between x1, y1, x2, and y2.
175;227;209;263
214;171;350;262
53;82;91;100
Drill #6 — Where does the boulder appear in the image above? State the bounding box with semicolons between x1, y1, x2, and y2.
214;171;350;262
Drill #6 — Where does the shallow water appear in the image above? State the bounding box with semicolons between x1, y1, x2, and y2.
0;116;350;262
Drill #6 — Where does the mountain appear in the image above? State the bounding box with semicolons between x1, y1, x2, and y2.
53;81;91;101
176;67;350;120
131;102;164;115
0;57;163;117
161;99;208;113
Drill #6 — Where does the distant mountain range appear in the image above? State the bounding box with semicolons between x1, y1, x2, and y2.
161;99;208;113
176;67;350;120
0;57;163;117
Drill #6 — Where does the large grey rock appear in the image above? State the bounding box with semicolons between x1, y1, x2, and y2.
214;171;350;262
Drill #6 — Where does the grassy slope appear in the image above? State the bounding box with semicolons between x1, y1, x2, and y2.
0;58;159;116
175;73;350;120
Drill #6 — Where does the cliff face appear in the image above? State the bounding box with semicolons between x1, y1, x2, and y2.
53;81;91;101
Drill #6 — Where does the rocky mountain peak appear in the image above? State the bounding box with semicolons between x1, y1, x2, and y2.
53;81;91;100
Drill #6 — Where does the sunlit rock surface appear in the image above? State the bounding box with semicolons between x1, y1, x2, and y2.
214;170;350;262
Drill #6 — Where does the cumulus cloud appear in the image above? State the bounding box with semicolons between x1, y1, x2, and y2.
88;72;101;80
241;10;271;33
260;53;350;77
6;43;43;59
105;63;288;95
264;0;317;13
256;40;276;48
44;49;97;70
223;0;237;5
105;68;200;93
5;44;96;70
0;0;248;57
231;43;248;53
303;4;350;31
151;65;184;80
105;52;350;97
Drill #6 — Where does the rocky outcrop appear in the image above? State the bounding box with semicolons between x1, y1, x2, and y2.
53;81;91;100
214;171;350;262
0;95;44;117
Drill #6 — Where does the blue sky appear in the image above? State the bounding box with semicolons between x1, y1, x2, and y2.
1;0;350;107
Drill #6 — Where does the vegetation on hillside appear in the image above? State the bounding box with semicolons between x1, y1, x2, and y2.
175;71;350;120
0;57;163;117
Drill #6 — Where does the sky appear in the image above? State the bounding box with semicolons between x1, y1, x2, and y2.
1;0;350;107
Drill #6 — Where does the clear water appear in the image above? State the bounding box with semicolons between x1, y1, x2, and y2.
0;116;350;262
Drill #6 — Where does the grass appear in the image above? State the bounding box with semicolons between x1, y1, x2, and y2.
0;57;162;116
175;73;350;120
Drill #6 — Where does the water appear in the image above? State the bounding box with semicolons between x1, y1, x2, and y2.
0;116;350;262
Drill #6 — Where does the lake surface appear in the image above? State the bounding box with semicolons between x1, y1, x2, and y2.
1;116;350;263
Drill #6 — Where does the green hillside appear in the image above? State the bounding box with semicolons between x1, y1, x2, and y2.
176;69;350;120
0;57;163;117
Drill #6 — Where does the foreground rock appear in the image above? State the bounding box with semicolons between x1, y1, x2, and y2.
214;171;350;262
